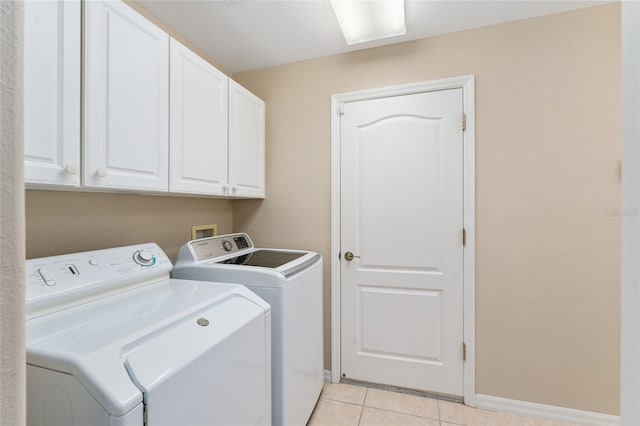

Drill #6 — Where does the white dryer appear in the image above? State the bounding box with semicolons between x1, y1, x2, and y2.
26;243;271;426
173;233;323;426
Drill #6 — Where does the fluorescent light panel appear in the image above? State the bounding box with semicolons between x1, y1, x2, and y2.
330;0;406;45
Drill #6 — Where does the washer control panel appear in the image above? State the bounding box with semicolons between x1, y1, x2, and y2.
26;243;171;319
188;233;254;261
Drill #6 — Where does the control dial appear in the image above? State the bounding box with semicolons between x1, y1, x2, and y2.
133;250;155;266
221;240;233;252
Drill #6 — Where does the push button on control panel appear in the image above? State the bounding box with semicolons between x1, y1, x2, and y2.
234;236;249;249
37;268;56;286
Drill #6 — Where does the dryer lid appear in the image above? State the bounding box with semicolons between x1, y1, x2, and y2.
124;295;269;426
125;295;265;392
26;279;269;416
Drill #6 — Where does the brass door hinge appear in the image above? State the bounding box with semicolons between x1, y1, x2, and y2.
462;113;467;131
463;342;467;362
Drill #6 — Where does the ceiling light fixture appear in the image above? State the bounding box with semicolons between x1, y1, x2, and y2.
330;0;406;45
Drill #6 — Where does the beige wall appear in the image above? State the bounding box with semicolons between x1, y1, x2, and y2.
127;0;231;76
233;3;621;415
25;191;233;262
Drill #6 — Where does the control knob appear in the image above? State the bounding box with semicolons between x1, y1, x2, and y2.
133;250;155;266
221;240;233;252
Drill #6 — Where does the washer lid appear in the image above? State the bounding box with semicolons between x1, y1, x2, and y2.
26;279;269;417
218;249;305;268
217;249;321;278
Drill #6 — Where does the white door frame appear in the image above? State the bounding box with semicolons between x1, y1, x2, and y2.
330;75;476;406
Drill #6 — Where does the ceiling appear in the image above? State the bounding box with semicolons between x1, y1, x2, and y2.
138;0;611;74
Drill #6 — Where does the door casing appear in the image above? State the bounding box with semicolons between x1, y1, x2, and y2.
330;75;476;406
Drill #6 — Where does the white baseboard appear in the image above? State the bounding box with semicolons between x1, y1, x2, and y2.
475;394;620;426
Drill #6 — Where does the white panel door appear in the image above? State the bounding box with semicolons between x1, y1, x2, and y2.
228;80;265;198
169;38;229;196
340;89;464;396
24;0;81;187
84;1;169;192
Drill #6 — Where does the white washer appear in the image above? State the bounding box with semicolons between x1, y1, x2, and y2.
173;233;323;426
26;243;271;426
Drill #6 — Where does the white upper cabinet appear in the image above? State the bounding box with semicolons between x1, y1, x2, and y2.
24;0;81;187
24;0;265;199
169;38;229;196
228;80;266;199
83;1;169;192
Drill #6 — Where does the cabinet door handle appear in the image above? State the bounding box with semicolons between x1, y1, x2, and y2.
64;164;79;175
96;167;108;178
232;185;239;192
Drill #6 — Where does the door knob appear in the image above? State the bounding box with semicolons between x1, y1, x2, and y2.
344;251;360;261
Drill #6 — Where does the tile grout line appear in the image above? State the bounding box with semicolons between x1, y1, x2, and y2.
363;387;441;422
364;405;443;423
320;396;366;407
357;386;369;426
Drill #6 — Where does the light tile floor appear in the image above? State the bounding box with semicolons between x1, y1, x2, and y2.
307;383;580;426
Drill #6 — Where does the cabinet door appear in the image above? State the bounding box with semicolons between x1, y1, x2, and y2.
24;0;81;187
84;1;169;191
228;80;265;198
169;38;229;196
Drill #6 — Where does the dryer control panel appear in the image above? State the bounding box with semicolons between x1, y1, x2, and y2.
187;233;254;261
26;243;172;319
